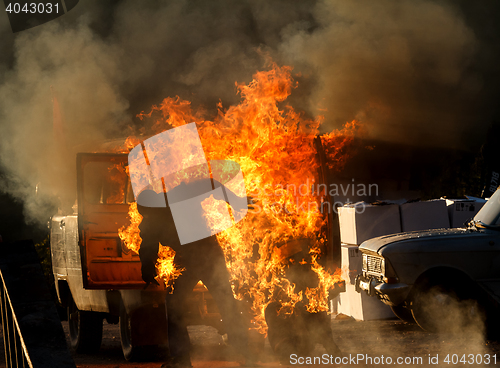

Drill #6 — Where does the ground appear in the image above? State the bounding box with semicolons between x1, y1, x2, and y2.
2;315;500;367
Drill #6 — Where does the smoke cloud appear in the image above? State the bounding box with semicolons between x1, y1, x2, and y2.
0;0;499;226
279;0;479;144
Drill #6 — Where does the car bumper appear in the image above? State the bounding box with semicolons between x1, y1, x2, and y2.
355;274;410;306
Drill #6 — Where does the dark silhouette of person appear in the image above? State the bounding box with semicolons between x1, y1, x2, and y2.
136;178;251;368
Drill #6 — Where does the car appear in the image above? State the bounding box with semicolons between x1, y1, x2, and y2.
355;189;500;335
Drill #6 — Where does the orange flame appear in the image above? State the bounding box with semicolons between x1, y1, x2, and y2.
321;120;360;171
119;202;142;254
119;62;359;334
156;245;184;289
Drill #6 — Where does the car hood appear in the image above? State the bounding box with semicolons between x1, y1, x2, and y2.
359;228;471;254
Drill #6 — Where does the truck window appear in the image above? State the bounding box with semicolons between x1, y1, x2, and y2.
83;162;128;204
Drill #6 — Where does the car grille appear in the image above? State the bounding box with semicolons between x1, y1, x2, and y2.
365;255;383;274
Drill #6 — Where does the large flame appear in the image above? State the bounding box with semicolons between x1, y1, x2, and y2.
119;63;358;334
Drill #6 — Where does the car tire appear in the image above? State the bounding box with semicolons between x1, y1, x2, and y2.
390;304;415;324
410;279;484;333
67;296;103;353
119;302;167;361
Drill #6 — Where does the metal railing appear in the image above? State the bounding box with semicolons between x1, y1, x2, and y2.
0;240;76;368
0;274;30;367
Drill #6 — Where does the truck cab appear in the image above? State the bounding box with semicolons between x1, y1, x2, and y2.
50;153;217;360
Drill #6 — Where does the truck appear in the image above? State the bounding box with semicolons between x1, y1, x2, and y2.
50;152;221;361
355;188;500;336
50;136;343;360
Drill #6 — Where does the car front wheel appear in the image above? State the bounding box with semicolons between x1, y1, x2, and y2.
410;279;485;333
390;304;415;324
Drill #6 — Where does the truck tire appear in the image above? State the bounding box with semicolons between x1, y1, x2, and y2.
67;297;103;353
390;305;415;324
119;302;167;361
410;279;484;333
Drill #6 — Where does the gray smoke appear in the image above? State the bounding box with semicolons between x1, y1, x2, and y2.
279;0;479;143
0;0;499;226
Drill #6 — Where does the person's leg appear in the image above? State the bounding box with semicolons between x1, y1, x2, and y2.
165;259;199;367
199;241;249;360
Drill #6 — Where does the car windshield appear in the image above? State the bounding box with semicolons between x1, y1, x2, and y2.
474;188;500;227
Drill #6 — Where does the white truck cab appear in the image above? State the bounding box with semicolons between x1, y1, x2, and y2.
51;153;217;360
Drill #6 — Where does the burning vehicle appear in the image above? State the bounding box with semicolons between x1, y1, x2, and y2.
355;188;500;335
50;65;350;361
51;152;171;360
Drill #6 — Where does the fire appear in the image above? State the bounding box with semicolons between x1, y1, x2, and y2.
119;62;359;334
320;120;359;171
306;256;344;313
119;202;142;254
156;245;184;289
201;196;234;234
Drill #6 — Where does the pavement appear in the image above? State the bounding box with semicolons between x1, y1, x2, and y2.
1;315;500;367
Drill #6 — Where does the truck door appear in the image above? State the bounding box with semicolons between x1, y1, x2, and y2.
77;153;146;289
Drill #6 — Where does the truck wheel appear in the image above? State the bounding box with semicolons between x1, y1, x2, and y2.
410;280;484;333
67;297;103;353
390;305;415;324
119;302;167;361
